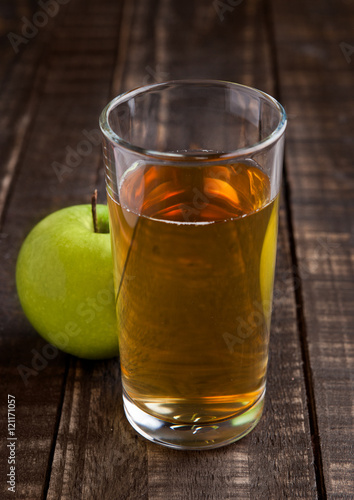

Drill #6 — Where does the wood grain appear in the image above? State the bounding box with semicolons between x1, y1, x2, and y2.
0;0;71;226
47;359;148;500
271;0;354;497
1;0;353;497
47;0;315;498
0;0;123;498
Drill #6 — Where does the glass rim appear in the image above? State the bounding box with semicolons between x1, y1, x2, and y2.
99;79;287;161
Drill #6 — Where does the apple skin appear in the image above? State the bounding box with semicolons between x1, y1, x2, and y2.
16;204;119;360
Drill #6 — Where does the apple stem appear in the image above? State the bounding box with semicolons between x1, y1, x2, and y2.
91;189;98;233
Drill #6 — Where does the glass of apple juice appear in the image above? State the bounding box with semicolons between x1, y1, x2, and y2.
99;80;287;450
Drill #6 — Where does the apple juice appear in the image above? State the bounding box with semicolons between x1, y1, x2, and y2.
107;161;279;424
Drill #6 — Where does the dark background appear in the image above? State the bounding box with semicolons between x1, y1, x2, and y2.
0;0;353;498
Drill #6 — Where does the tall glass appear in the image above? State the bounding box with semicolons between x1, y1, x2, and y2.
100;81;287;449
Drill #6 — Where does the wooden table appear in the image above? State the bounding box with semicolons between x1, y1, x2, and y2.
0;0;353;498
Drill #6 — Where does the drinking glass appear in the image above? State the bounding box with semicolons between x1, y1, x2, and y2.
100;80;287;449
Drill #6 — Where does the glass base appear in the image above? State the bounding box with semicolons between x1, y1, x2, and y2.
123;390;265;450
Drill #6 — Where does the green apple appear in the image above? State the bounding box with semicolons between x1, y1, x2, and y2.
16;204;119;359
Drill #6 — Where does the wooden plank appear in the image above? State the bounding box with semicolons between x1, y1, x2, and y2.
271;0;354;497
0;0;71;225
1;0;333;498
47;359;148;500
0;1;37;79
0;0;124;498
48;0;316;498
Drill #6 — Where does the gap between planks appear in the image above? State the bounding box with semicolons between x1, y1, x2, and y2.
42;358;71;499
